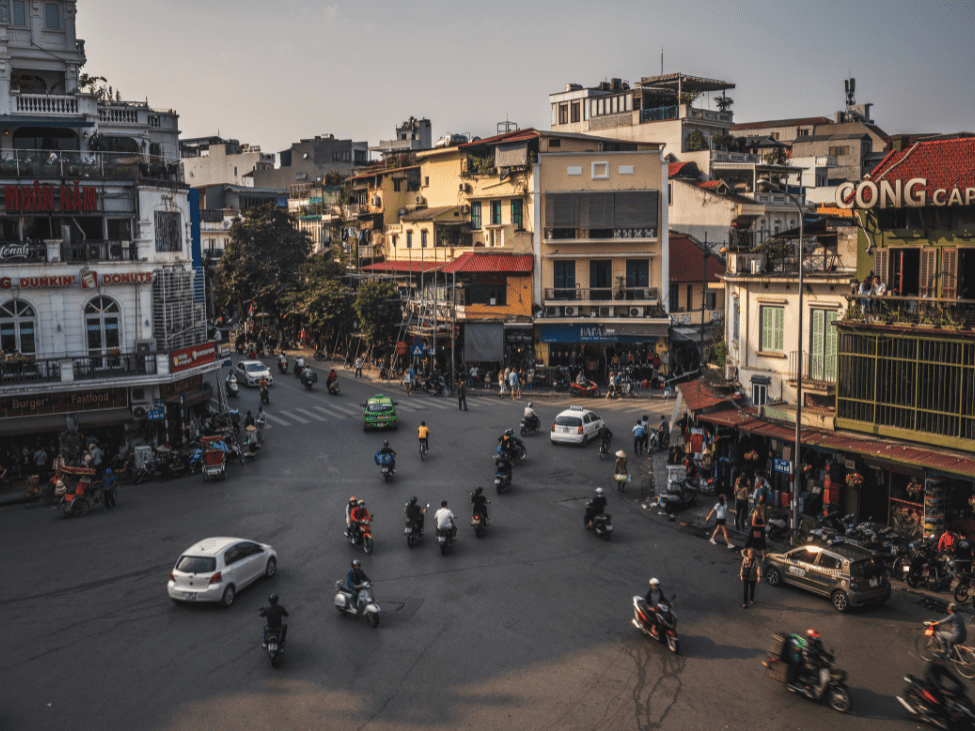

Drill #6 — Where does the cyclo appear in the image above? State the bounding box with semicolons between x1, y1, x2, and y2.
57;465;101;518
201;436;228;481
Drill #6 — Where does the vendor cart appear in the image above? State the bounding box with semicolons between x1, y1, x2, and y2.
201;436;228;481
57;465;99;517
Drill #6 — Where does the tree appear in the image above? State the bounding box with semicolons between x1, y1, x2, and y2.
353;280;402;348
281;251;353;348
213;206;312;329
765;148;788;165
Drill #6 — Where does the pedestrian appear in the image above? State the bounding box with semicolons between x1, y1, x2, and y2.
614;450;628;492
255;406;267;442
102;468;118;511
733;474;751;531
509;369;519;400
498;367;506;399
354;355;364;379
516;368;524;398
740;548;759;608
707;494;735;549
745;500;768;561
641;414;651;454
606;371;615;399
457;381;468;411
632;419;645;457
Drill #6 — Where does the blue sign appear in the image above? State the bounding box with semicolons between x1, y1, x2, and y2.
774;458;792;474
411;345;425;357
153;398;163;408
539;323;661;344
146;409;165;421
221;359;233;368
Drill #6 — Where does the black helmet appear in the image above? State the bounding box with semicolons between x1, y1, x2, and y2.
268;594;279;605
475;486;483;495
505;428;514;437
410;496;417;504
351;559;361;568
383;440;389;447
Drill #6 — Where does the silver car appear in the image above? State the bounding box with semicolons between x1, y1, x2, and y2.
167;537;277;608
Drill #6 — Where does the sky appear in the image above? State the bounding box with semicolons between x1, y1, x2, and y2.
79;0;975;156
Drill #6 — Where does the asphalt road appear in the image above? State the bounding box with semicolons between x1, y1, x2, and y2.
1;361;940;731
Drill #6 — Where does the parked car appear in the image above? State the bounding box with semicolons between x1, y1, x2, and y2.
167;537;277;608
235;360;273;388
362;394;399;431
550;405;605;446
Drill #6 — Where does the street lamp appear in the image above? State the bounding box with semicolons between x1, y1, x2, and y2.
758;178;804;534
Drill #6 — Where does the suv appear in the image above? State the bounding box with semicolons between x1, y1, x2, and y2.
763;541;891;612
550;405;604;446
362;394;398;431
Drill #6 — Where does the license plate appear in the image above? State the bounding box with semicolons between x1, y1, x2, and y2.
869;578;878;588
560;427;571;433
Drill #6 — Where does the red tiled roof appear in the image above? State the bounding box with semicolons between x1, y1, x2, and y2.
731;116;831;132
361;260;442;273
676;379;730;412
697;180;723;190
442;252;533;274
459;129;539;149
866;137;975;201
670;234;726;282
669;162;692;178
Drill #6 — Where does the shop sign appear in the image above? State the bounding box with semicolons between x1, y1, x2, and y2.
4;182;98;213
836;179;975;210
217;342;232;357
773;458;791;474
539;323;654;344
0;242;41;262
844;459;857;470
0;387;127;419
0;268;154;290
146;408;165;421
170;342;216;373
160;375;203;400
395;341;407;355
505;331;533;344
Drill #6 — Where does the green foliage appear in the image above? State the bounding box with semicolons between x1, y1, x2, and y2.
685;130;708;152
764;148;788;165
716;95;734;112
213;205;313;325
353;280;402;348
704;322;728;366
677;91;700;106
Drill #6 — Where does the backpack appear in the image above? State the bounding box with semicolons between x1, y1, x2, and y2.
634;426;646;438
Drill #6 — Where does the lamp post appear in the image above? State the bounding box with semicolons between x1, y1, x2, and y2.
759;179;804;534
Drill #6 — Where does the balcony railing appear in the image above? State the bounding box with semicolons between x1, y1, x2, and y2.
843;295;975;330
544;287;659;302
789;350;837;384
0;149;180;183
0;240;139;263
0;352;156;386
640;106;678;123
15;93;80;116
0;358;60;385
543;227;658;241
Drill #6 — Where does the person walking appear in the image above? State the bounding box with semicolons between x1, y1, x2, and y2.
740;548;760;608
614;450;628;492
733;474;751;531
745;501;768;561
255;406;267;443
498;367;506;399
707;494;734;549
457;381;468;411
102;468;118;511
509;368;519;400
632;419;645;457
354;355;364;379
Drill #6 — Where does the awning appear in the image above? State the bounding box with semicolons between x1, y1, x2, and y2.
166;388;213;407
362;260;442;273
0;413;69;436
76;408;134;428
443;252;533;274
0;115;96;128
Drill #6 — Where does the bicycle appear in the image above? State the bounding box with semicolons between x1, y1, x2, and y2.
916;622;975;679
419;439;428;461
22;478;57;509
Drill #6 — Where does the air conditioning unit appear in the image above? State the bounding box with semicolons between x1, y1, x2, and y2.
135;340;152;354
372;196;381;207
563;306;579;317
725;362;737;382
629;307;645;317
750;259;762;275
599;306;614;317
131;405;148;420
545;306;562;318
415;196;426;205
461;204;470;214
223;219;231;229
130;387;149;404
459;183;471;193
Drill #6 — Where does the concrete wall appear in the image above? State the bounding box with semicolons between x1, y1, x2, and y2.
182;144;272;187
252;138;368;189
669;180;738;246
462;275;533;319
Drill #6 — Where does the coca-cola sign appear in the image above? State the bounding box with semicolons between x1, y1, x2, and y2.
0;242;38;262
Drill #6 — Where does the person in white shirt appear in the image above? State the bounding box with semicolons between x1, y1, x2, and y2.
707;494;734;548
434;500;457;540
523;402;539;431
255;407;267;442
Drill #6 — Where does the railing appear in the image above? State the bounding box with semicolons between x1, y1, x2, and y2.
640;106;678;123
687;107;733;123
98;106;140;124
543;227;658;241
789;350;837;384
0;358;60;385
843;295;975;330
544;287;659;302
712;151;761;163
0;149;180;182
62;241;138;262
589;112;633;130
72;353;157;380
16;94;79;115
203;248;224;260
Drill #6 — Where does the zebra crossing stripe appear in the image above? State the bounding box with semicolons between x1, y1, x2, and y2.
294;408;327;421
284;411;310;424
263;412;291;426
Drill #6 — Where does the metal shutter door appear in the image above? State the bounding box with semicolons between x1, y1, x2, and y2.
614;191;659;229
579;192;615;230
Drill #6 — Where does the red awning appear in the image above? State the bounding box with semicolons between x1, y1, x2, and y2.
361;260;443;273
442;252;533;274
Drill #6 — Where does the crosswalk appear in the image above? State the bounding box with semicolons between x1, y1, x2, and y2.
259;395;479;429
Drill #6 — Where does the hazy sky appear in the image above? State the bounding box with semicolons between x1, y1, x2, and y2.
80;0;974;155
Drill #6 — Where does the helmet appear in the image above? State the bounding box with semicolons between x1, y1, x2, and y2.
105;468;111;474
351;559;361;568
649;578;660;586
475;486;483;495
806;628;820;639
349;495;358;503
596;487;604;495
357;499;365;506
505;428;514;437
383;440;389;447
268;594;279;605
421;421;426;426
528;402;533;408
949;603;959;613
410;496;417;504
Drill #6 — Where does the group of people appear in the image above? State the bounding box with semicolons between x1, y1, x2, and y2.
1;428;130;486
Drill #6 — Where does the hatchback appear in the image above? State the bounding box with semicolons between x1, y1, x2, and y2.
550;405;604;446
167;537;277;607
235;360;273;388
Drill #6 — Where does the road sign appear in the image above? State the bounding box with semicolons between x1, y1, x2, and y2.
411;345;425;357
396;341;407;355
773;458;791;474
153;398;163;408
146;409;165;421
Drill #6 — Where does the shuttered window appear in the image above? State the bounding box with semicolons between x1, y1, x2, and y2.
579;192;614;229
545;193;580;228
614;191;659;229
761;306;784;353
873;249;889;285
496;142;528;167
811;309;838;382
942;248;958;300
919;248;938;298
470;202;481;230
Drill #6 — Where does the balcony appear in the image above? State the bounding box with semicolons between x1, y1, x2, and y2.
544;287;659;303
711;151;761;164
0;149;181;183
0;352;156;387
73;353;157;380
640;106;678;123
843;295;975;330
543;227;658;243
0;240;139;264
15;93;82;116
788;350;837;385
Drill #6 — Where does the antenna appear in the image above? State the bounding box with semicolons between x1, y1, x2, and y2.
844;75;856;108
661;48;664;76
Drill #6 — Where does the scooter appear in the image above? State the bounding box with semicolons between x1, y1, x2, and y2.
326;379;339;396
897;673;975;728
301;371;317;390
262;625;285;667
260;385;270;405
345;519;374;554
598;437;611;460
293;358;305;377
631;595;679;654
553;368;570;392
333;580;381;627
654;478;697;513
497;440;527;465
226;374;239;398
405;504;428;548
494;454;512;494
764;635;851;713
472;512;489;538
520;414;540;436
436;526;455;556
277;357;289;374
585;504;612;540
376;452;395;483
569;379;601;398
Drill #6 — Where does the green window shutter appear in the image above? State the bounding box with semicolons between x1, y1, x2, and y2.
811;310;824;380
824;311;838;382
774;307;784;352
761;307;771;351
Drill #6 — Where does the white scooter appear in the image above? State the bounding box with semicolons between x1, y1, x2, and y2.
333;580;381;627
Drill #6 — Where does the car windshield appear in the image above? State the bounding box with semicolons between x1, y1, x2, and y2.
849;558;885;578
175;556;217;573
555;416;583;427
244;364;266;373
368;403;392;413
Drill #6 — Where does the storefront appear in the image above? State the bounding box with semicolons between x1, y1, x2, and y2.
537;322;668;382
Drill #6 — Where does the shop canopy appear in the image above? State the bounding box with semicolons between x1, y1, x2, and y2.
442;252;533;275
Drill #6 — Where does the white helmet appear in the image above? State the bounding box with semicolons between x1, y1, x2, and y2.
649;578;660;586
595;487;604;495
528;402;534;408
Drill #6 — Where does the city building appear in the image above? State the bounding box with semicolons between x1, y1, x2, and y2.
370;117;431;157
180;136;274;188
0;0;218;445
667;233;725;353
250;134;369;189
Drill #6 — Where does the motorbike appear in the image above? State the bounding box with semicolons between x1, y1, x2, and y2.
333;580;380;627
893;538;938;588
520;414;540;437
598;437;611;461
376;452;395;483
326;378;339;395
300;371;317;390
763;634;851;713
226;374;239;398
405;504;428;548
423;373;451;398
260;385;270;405
436;526;455;556
631;595;679;654
313;349;327;362
472;512;489;538
293;359;305;377
655;478;697;514
766;516;791;542
235;341;246;354
898;673;975;729
345;519;374;554
187;446;203;475
586;504;612;540
569;379;601;398
494;454;512;494
262;625;285;667
497;440;527;465
277;358;289;374
553;368;570;392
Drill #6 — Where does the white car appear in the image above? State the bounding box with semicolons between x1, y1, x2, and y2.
167;537;277;607
235;360;273;387
550;405;605;446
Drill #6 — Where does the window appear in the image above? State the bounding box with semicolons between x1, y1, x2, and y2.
511;199;524;229
84;296;121;355
669;287;679;312
705;291;717;310
553;261;576;299
810;309;838;382
107;219;132;242
591;162;609;180
332;152;340;162
625;260;649;294
406;230;413;248
752;383;768;406
391;234;398;248
0;300;36;355
470;282;506;306
770;132;780;141
354;150;367;165
818;554;842;571
471;202;481;230
421;230;427;248
797;128;811;137
828;146;850;157
733;297;740;344
668;183;673;205
11;0;26;26
393;179;402;192
549;138;561;149
424;176;429;187
686;284;693;310
44;3;60;29
490;200;501;225
570;102;580;123
589;260;612;299
790;548;819;564
761;306;785;352
559;104;568;125
154;211;182;253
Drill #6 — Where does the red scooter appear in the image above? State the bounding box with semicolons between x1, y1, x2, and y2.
569;379;601;398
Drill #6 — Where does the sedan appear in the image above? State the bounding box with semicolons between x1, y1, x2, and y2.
235;360;273;387
550;406;604;446
167;537;277;607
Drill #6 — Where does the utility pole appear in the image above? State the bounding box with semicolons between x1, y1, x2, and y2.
450;268;456;390
700;232;710;350
432;242;438;373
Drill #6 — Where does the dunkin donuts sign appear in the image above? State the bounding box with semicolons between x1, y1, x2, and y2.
0;267;154;289
170;342;216;373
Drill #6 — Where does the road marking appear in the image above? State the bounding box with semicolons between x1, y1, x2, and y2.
294;408;327;422
330;404;359;416
264;412;292;426
284;411;311;424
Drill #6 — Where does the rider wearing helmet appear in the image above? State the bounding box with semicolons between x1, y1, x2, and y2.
643;578;672;636
418;421;430;451
523;401;539;431
346;560;370;609
379;440;397;472
796;628;833;700
259;593;289;647
345;496;358;530
405;495;426;534
471;486;490;523
349;499;372;540
498;428;517;460
585;487;607;527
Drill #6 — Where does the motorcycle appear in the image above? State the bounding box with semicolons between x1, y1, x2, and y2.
553;368;570;392
345;519;374;554
631;595;679;654
405;504;428;548
313;349;327;361
301;371;317;390
898;673;975;729
423;373;451;398
260;385;270;405
293;358;305;377
262;625;285;667
277;357;289;374
187;446;203;475
569;379;601;398
472;512;489;538
326;378;339;396
766;516;791;542
494;454;512;494
436;526;455;556
598;437;611;461
763;634;851;713
376;452;395;483
893;538;938;588
497;440;527;465
654;478;697;514
226;374;239;398
585;504;612;540
520;414;540;437
235;341;246;355
333;580;381;627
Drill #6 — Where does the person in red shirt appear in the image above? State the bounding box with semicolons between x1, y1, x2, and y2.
349;500;372;540
939;530;959;554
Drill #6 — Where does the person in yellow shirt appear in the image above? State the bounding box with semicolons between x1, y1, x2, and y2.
418;422;430;453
